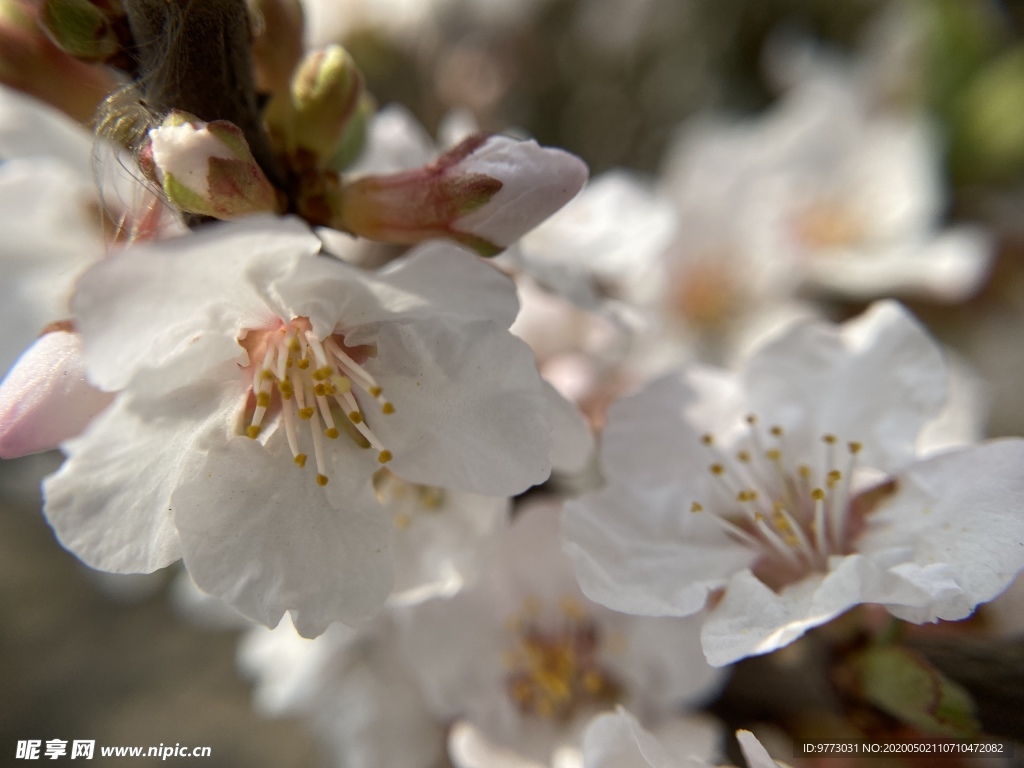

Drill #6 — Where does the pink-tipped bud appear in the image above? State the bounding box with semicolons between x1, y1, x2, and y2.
0;330;114;459
334;134;589;256
147;111;279;220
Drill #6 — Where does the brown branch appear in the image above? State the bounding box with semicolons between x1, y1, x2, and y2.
122;0;285;188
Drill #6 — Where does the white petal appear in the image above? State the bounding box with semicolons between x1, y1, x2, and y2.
601;367;743;487
363;318;552;496
581;708;714;768
456;136;589;248
700;552;953;666
563;483;756;618
73;216;321;392
545;380;594;473
858;439;1024;622
0;84;95;178
700;569;853;667
42;383;235;572
803;226;993;303
283;240;522;336
448;721;547;768
736;730;785;768
742;300;947;472
388;486;509;604
0;159;103;374
173;429;392;634
0;331;113;458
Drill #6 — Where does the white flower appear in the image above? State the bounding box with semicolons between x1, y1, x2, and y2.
240;613;445;768
563;301;1024;666
374;468;510;605
582;708;782;768
397;501;723;765
506;170;677;312
43;216;554;635
658;62;992;309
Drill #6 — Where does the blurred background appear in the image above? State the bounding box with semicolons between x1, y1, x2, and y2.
4;0;1024;764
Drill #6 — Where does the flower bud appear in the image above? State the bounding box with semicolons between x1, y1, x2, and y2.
0;0;118;122
40;0;119;62
265;44;367;169
146;111;279;220
0;329;114;459
333;134;589;256
249;0;304;96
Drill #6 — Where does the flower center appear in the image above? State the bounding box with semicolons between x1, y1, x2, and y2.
240;317;394;486
793;202;864;251
691;415;863;587
502;596;621;721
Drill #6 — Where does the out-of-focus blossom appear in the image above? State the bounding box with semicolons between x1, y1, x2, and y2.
581;708;781;768
659;59;992;309
398;501;723;765
507;170;677;313
564;302;1024;666
375;469;509;605
43;217;554;635
241;613;445;768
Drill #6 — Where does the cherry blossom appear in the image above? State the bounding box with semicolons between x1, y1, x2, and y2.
564;301;1024;666
397;501;722;765
43;216;554;635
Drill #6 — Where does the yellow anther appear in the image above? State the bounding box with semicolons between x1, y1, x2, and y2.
827;469;842;488
710;463;725;475
297;358;310;369
246;425;261;439
260;369;275;380
770;425;784;437
378;450;393;464
766;448;781;461
256;391;271;407
784;533;799;546
294;453;307;467
286;357;293;368
823;433;837;445
381;402;395;415
279;380;294;399
313;366;333;381
691;502;703;513
288;338;301;352
348;411;363;424
737;490;758;502
848;441;862;454
754;512;765;523
701;433;714;446
370;385;383;398
798;465;811;479
316;474;329;486
811;487;826;501
298;407;315;420
736;450;751;463
325;427;339;439
314;383;327;396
